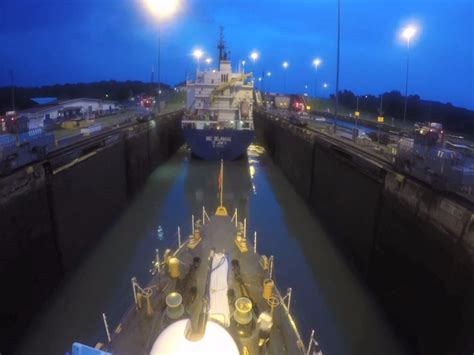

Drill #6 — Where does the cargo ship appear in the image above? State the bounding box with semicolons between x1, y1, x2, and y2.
71;161;323;355
182;29;255;160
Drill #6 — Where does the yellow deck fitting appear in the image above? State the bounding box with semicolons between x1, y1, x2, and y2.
194;222;201;240
165;292;185;320
187;232;202;249
168;257;181;278
235;232;249;253
137;292;143;309
137;287;154;316
260;255;270;272
263;278;274;300
145;291;153;317
215;160;228;216
215;205;228;216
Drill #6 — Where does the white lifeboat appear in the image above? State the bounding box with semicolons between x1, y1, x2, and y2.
149;319;239;355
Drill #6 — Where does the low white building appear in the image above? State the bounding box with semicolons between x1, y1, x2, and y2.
19;98;118;128
59;98;118;116
21;105;62;129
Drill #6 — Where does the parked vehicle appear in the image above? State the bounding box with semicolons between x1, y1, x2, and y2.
288;95;310;126
274;96;290;110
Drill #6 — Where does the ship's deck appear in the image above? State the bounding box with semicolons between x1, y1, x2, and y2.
104;213;306;355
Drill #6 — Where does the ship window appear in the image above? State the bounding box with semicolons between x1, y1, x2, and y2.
220;74;229;83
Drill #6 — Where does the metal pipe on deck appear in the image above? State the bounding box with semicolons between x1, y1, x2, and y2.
253;231;257;253
102;313;112;343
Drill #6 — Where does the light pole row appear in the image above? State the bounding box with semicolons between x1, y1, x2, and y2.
145;0;180;113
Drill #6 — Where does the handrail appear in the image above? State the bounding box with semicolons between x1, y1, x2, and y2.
306;329;323;355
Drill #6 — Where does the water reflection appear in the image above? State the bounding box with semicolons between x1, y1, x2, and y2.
17;145;406;355
184;152;252;217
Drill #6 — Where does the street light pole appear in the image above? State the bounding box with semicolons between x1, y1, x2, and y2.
250;51;259;90
400;25;417;124
192;49;204;72
282;61;288;93
157;23;161;113
314;72;317;98
9;69;15;111
145;0;181;114
403;38;411;124
333;0;341;132
312;58;322;99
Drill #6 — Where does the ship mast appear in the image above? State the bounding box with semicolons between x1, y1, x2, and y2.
217;26;228;61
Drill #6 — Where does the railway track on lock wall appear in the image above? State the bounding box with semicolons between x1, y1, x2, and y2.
0;110;183;178
260;108;474;206
48;110;183;160
261;109;395;172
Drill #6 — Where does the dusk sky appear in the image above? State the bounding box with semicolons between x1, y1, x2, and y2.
0;0;472;109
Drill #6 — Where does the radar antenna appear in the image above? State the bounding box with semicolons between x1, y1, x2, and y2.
218;26;228;61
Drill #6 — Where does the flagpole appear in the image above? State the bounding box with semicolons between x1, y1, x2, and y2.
215;159;228;217
220;159;224;207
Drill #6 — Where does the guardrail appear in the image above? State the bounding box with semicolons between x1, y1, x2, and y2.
259;108;474;204
0;109;184;177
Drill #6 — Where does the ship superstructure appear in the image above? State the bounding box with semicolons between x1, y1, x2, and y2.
182;28;255;160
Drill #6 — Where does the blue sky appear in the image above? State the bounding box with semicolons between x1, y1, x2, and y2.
0;0;472;108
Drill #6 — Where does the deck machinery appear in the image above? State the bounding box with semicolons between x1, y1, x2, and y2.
72;161;322;355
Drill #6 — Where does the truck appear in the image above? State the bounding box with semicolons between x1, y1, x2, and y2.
274;95;290;110
288;95;310;127
273;95;310;126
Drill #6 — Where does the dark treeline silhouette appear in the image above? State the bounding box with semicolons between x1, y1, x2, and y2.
332;90;474;135
0;80;171;113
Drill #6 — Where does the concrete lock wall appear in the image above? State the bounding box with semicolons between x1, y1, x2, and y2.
0;165;63;352
51;140;128;271
0;111;183;353
255;110;474;355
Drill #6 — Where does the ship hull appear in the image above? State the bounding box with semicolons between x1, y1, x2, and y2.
183;128;254;160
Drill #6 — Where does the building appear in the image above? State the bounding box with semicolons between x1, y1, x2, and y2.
59;98;118;117
18;98;118;129
20;105;62;129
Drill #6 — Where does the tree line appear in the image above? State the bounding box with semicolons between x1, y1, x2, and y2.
0;80;170;113
333;90;474;135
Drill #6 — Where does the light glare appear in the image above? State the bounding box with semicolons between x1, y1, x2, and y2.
402;25;417;41
282;61;289;69
193;49;204;60
145;0;179;19
250;52;259;61
313;58;322;68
